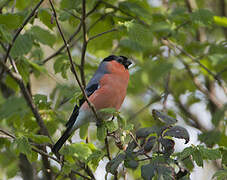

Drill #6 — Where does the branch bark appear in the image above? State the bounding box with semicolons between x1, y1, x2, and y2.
0;61;52;140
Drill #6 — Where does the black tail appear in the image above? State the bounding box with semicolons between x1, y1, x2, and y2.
52;127;72;153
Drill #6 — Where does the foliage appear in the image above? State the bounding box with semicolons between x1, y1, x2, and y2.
0;0;227;179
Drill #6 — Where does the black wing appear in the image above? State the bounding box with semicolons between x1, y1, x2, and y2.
65;62;108;128
65;83;99;128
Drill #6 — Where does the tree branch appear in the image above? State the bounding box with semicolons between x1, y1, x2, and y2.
80;0;88;88
100;0;149;27
88;28;118;42
105;132;111;161
42;22;82;64
48;0;99;132
0;61;52;140
3;0;44;64
0;128;60;163
162;38;227;99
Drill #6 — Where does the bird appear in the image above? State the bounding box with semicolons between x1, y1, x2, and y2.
52;55;132;153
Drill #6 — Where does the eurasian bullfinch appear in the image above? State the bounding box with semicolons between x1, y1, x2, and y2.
52;55;131;153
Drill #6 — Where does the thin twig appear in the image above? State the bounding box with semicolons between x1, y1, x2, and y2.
3;0;44;64
0;129;15;139
88;28;118;42
80;0;88;88
163;72;171;111
0;42;19;74
100;0;149;27
71;170;92;180
63;9;81;20
42;22;82;64
162;38;227;96
161;39;224;108
105;132;111;160
48;0;99;127
32;146;61;164
0;128;60;163
127;95;161;121
86;1;101;17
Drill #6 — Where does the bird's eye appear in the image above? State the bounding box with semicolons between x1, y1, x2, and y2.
117;58;123;64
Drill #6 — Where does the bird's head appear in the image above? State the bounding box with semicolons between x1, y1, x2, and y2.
103;55;132;69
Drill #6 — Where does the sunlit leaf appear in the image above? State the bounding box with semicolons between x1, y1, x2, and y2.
29;26;56;47
10;34;33;58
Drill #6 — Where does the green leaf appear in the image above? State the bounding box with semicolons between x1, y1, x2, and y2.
126;140;138;152
29;26;56;47
198;146;221;160
6;162;19;178
182;156;194;171
26;59;47;75
106;153;126;174
144;137;157;153
191;9;214;26
178;146;195;160
124;159;138;169
33;94;50;109
160;138;175;157
14;137;32;156
164;126;190;144
27;133;50;144
0;96;28;119
97;123;107;141
152;109;177;125
117;114;126;129
220;147;227;165
123;21;153;50
79;123;89;140
136;126;158;138
192;149;203;167
0;13;22;29
62;163;71;175
106;120;118;133
141;163;155;180
27;151;38;162
17;58;30;83
141;162;174;180
61;142;93;161
54;55;70;79
69;91;83;106
198;130;221;147
212;104;227;126
38;8;55;29
214;16;227;28
87;150;104;171
16;0;31;10
99;108;118;114
60;0;81;10
5;75;19;92
212;169;227;180
10;33;33;58
0;25;13;43
119;1;151;20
